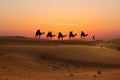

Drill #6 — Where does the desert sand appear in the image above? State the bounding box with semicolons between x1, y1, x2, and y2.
0;36;120;80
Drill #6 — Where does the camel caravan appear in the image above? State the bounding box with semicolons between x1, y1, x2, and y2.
35;29;89;40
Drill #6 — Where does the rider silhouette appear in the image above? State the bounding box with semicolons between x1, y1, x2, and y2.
58;32;63;37
58;32;66;40
35;29;44;38
69;31;74;36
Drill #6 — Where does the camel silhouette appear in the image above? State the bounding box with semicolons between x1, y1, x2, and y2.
81;31;88;38
47;31;56;39
58;32;67;40
69;31;77;38
35;29;45;38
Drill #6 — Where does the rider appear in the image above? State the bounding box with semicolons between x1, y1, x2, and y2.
58;32;63;39
36;29;40;36
81;31;85;38
47;31;52;38
69;31;74;37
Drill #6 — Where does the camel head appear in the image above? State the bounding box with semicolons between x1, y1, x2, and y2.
74;34;77;36
85;34;88;37
64;35;67;37
52;35;56;37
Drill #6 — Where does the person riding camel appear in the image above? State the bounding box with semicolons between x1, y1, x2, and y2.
47;31;56;39
81;31;88;38
69;31;77;38
35;29;45;38
58;32;67;40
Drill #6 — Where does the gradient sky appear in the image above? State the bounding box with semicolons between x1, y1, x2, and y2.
0;0;120;40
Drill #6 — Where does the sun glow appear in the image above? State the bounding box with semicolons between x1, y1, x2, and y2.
0;0;120;40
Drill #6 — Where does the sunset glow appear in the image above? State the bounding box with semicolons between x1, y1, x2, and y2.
0;0;120;40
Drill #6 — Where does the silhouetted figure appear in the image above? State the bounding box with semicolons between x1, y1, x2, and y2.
58;32;67;40
69;31;77;38
93;35;95;40
47;31;56;39
81;31;88;38
35;29;45;38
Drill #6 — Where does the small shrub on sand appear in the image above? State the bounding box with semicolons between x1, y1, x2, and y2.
76;65;79;68
97;70;102;74
93;74;96;78
60;64;63;67
0;53;4;55
118;46;120;51
70;73;74;77
5;78;9;80
41;56;45;59
65;64;68;68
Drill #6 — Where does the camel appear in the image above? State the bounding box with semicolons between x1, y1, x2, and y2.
58;32;67;40
47;31;56;39
81;31;88;38
35;29;45;38
69;31;77;38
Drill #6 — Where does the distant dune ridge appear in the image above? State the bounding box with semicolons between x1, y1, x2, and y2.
0;36;120;80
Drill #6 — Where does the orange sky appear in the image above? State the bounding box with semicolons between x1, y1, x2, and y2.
0;0;120;40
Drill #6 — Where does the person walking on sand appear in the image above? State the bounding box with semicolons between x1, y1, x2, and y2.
93;35;95;40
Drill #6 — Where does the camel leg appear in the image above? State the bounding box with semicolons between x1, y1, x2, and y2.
39;35;41;38
50;37;52;40
35;35;37;38
58;36;60;39
69;36;71;39
73;36;75;39
81;36;82;38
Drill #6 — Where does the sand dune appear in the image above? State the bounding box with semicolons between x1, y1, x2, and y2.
0;36;120;80
0;36;120;50
1;45;120;66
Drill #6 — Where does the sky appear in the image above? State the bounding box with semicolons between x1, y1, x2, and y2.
0;0;120;40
